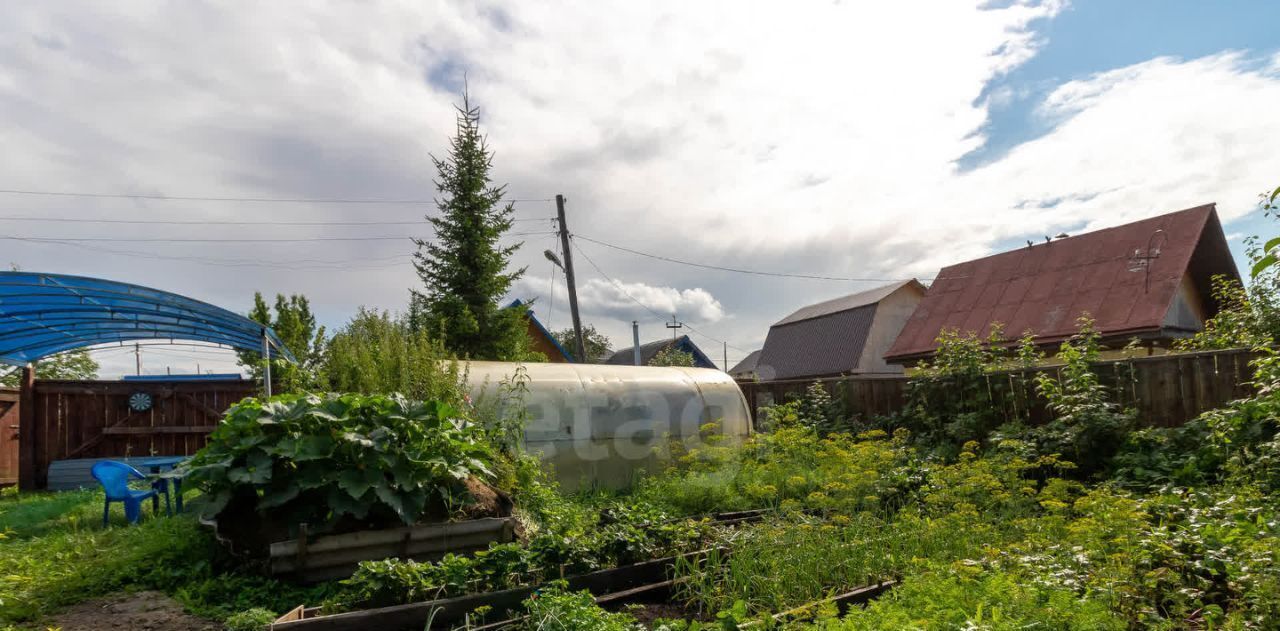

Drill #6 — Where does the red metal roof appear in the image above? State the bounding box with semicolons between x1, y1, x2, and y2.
885;204;1239;361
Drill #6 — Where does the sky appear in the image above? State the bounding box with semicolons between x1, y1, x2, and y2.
1;1;1278;378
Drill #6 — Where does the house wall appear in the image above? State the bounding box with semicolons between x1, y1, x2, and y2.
1163;272;1208;331
526;319;570;363
858;285;925;373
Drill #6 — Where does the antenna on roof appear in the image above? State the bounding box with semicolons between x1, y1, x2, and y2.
666;314;684;341
1127;229;1168;293
1026;240;1034;248
1044;236;1051;244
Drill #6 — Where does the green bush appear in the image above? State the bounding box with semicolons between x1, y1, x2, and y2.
637;425;918;516
1030;316;1133;477
335;506;712;609
519;582;638;630
321;307;466;404
813;568;1125;630
185;393;497;533
224;607;277;631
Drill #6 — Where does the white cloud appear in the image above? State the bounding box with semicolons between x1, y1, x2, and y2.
513;274;724;326
578;279;724;324
950;52;1280;237
0;2;1277;364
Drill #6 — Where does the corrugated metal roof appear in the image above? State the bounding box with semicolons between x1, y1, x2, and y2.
728;349;761;377
757;303;878;380
773;279;919;326
885;204;1238;361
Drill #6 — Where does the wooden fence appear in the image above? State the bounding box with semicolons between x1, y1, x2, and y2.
18;376;256;490
738;347;1264;429
0;388;18;486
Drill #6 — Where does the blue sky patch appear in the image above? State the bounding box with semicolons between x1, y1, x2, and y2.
959;0;1280;171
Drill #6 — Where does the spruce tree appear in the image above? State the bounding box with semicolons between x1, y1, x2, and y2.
412;91;529;360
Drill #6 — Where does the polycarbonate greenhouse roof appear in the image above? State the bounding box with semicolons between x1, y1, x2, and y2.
0;272;294;367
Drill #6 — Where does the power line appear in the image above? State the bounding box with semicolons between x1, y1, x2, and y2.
0;215;554;226
0;188;554;205
571;238;748;353
3;236;415;270
8;235;412;243
2;230;554;244
575;234;928;282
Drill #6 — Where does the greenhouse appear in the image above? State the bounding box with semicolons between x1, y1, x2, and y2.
462;361;752;489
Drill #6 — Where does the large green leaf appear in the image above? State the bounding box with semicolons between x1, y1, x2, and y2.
241;449;274;484
338;467;380;499
293;435;335;461
341;431;374;448
374;485;416;524
258;484;302;509
1264;236;1280;253
293;463;331;490
1252;253;1278;279
328;487;372;520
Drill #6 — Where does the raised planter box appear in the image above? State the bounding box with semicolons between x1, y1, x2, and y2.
269;517;516;583
271;548;721;630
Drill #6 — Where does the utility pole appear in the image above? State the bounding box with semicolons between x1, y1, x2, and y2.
723;342;728;372
262;329;272;398
632;321;641;366
556;194;587;363
666;314;683;341
134;343;141;376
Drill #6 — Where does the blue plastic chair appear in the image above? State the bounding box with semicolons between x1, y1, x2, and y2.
91;461;169;526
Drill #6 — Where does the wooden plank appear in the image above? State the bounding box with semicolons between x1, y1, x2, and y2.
102;426;218;435
276;606;306;623
270;518;516;580
272;548;719;631
18;368;36;490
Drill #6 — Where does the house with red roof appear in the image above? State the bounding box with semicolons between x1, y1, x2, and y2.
884;204;1239;364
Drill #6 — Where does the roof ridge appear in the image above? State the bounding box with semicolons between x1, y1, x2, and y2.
772;279;919;326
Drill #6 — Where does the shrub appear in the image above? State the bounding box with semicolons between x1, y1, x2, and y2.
335;509;712;610
638;426;917;516
321;307;466;404
814;567;1126;630
1030;316;1133;477
224;607;277;631
892;326;1030;450
519;582;639;630
185;393;498;536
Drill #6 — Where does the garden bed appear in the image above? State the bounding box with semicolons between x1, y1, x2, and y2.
270;548;723;630
268;516;516;582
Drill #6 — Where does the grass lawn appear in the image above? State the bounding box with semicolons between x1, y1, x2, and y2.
0;486;335;629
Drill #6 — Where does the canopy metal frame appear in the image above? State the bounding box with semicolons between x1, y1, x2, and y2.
0;273;294;394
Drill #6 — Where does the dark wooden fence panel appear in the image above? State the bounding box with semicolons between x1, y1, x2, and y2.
21;379;255;489
738;348;1264;430
0;388;18;486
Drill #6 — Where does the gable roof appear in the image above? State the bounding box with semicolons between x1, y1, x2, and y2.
604;335;718;369
506;299;572;362
728;349;761;377
885;204;1238;362
757;280;924;380
774;279;921;326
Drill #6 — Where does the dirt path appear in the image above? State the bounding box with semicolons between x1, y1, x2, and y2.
48;591;220;631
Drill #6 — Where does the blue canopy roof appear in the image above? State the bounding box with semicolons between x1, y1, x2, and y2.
0;272;294;367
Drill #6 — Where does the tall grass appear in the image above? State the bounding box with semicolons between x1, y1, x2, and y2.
0;489;333;625
673;509;1018;617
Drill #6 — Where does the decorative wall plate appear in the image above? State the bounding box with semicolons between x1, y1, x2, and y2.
128;391;153;412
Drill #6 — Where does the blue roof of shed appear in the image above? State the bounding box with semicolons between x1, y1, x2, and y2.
122;373;244;382
0;272;294;367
